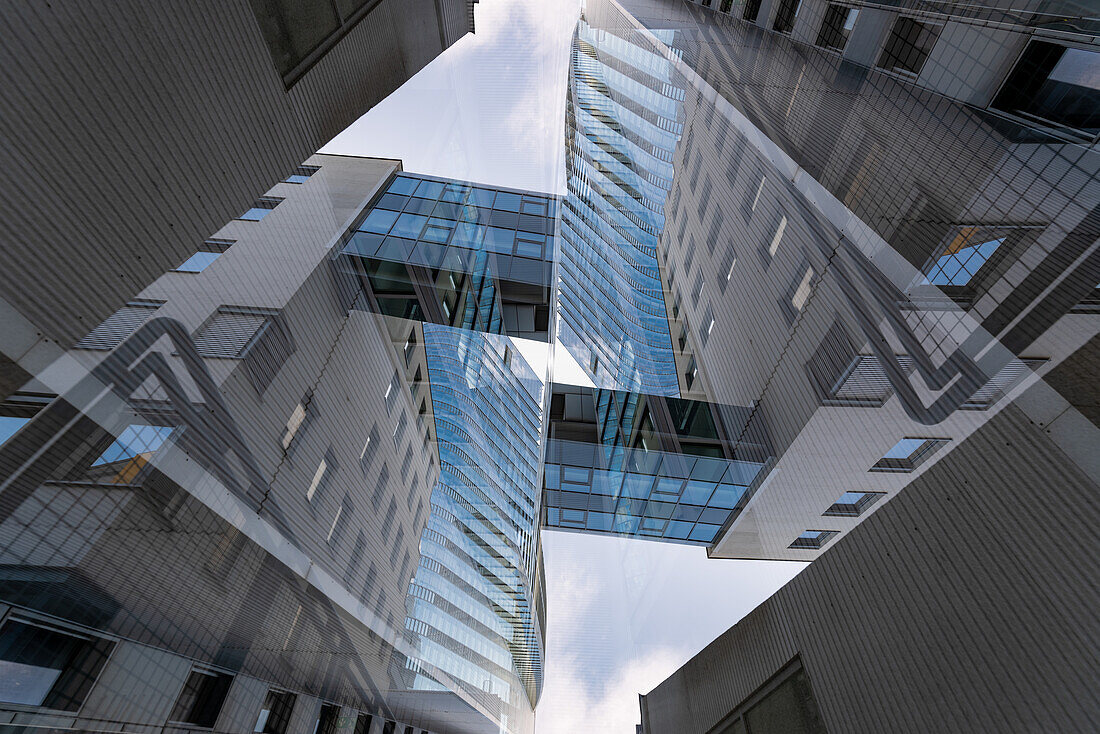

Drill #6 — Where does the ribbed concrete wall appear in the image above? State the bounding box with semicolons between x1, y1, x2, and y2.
640;388;1100;732
0;0;473;351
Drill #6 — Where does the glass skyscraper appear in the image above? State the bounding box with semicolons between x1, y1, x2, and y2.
401;324;546;734
558;16;685;396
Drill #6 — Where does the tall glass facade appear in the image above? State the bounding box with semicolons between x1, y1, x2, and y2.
558;17;684;396
401;324;546;734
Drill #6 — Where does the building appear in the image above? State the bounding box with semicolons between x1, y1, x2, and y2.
548;0;1099;563
0;0;477;370
0;157;555;734
637;393;1100;733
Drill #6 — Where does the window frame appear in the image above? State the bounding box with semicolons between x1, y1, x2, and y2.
0;611;119;714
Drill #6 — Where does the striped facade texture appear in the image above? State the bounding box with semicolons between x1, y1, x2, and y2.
0;0;475;361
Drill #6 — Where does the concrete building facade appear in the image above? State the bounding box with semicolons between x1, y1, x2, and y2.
0;0;476;368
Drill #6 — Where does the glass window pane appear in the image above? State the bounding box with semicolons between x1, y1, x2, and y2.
360;208;399;234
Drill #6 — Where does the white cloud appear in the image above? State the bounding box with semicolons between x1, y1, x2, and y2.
536;646;688;734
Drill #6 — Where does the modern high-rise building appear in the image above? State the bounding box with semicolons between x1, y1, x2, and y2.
0;157;556;734
1;1;1098;732
548;0;1099;566
0;0;477;364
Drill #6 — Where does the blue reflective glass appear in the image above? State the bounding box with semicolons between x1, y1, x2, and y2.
665;520;694;539
360;208;399;234
587;512;614;531
388;176;419;195
562;465;589;484
709;484;745;509
493;192;521;212
544;464;560;489
562;508;585;524
884;438;926;459
175;251;221;273
621;473;653;499
452;222;485;248
681;480;715;504
284;174;310;184
421;218;455;244
614;515;640;533
484;227;515;254
414;180;445;199
671;504;702;522
239;207;271;221
470;188;496;207
689;524;720;542
548;507;560;524
391;213;428;239
836;491;866;504
93;425;173;466
0;416;29;446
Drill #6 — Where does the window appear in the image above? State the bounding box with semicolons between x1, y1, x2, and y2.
316;703;341;734
254;688;296;734
0;617;115;710
382;721;396;734
877;17;942;77
404;331;417;367
169;665;234;728
790;266;814;311
870;437;948;472
307;451;338;500
393;413;407;449
924;227;1004;286
285;165;320;184
769;215;787;257
74;299;164;350
816;5;858;52
239;197;283;221
712;659;827;732
824;490;884;517
743;0;762;22
92;424;173;469
175;239;233;273
773;0;801;34
282;399;309;451
354;713;374;734
993;42;1100;138
789;529;837;550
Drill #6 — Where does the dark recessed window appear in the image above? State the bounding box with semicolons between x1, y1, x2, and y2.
284;165;320;184
816;4;859;52
870;437;948;472
239;197;283;221
877;17;942;77
0;617;115;710
354;713;374;734
824;490;884;517
773;0;802;34
255;689;296;734
743;0;762;22
169;666;234;728
175;239;234;273
789;529;837;550
992;41;1100;138
316;703;342;734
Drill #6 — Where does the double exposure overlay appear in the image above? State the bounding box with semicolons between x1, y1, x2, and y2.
0;0;1097;733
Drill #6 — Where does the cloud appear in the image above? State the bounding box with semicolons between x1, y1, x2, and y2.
536;645;688;734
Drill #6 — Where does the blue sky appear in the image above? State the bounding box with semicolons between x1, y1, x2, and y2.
323;1;806;730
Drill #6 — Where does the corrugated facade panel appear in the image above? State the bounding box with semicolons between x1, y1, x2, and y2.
193;310;268;359
73;302;163;351
642;403;1100;733
0;0;471;354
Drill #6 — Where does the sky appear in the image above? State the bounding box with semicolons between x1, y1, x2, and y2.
324;1;807;730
